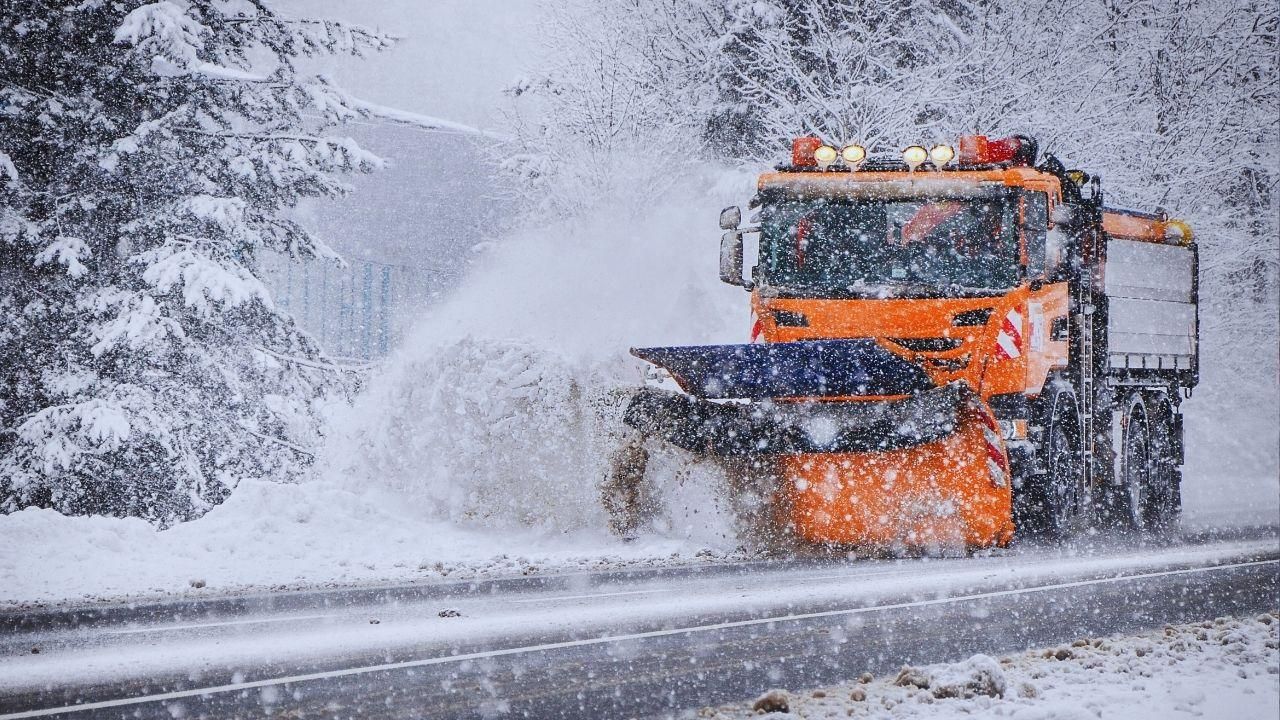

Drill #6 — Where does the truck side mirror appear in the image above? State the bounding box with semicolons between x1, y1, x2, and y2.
720;230;752;289
719;206;742;230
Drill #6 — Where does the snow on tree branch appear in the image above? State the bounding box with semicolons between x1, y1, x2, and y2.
34;236;92;278
304;77;508;138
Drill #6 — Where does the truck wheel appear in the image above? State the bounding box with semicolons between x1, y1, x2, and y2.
1121;392;1180;534
1119;394;1153;532
721;457;793;554
1042;389;1089;540
1009;449;1042;538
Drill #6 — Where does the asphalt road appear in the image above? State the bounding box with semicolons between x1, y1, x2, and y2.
1;532;1276;720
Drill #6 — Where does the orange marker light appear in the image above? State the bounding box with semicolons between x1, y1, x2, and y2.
957;135;1023;165
792;136;823;167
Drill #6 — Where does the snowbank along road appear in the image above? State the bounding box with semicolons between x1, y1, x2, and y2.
701;613;1279;719
0;534;1276;719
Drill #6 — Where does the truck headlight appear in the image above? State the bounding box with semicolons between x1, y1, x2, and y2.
814;145;838;168
903;145;928;169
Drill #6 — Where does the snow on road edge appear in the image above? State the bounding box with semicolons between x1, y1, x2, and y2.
0;478;740;610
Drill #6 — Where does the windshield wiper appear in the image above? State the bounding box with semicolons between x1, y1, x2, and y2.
842;281;1007;298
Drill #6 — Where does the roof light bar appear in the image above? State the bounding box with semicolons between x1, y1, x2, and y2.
788;136;1036;169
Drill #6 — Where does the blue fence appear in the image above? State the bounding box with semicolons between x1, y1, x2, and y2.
261;253;403;360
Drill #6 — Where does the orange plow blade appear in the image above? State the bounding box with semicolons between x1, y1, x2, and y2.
783;402;1014;548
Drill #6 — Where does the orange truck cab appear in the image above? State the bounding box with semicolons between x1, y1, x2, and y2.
621;135;1198;549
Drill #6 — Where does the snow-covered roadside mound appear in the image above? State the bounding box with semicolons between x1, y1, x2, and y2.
0;477;730;608
703;613;1280;719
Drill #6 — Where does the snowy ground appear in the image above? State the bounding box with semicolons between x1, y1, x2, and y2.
0;478;739;610
1;479;1273;610
701;613;1280;720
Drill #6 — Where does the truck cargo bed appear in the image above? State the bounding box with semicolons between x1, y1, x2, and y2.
1103;237;1198;376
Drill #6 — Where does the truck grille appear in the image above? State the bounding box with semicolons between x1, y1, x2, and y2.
890;337;964;352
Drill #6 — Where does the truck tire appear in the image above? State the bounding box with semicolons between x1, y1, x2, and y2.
1009;448;1042;539
1041;386;1089;540
1119;392;1180;534
1147;394;1182;532
720;457;794;555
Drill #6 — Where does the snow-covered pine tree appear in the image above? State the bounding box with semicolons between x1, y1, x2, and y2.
0;1;392;524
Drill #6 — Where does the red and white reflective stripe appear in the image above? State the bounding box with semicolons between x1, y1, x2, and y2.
995;308;1023;359
750;309;763;343
986;457;1006;487
975;404;1008;487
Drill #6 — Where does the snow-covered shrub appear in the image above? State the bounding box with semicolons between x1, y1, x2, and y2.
0;2;393;524
929;654;1007;699
328;337;636;531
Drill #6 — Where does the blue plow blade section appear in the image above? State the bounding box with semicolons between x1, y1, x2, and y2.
630;339;934;399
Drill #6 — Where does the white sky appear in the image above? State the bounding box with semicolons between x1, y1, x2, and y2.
263;1;547;283
274;0;544;129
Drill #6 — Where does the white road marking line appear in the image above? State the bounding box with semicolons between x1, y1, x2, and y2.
510;588;671;604
102;614;335;636
801;562;968;582
2;558;1273;719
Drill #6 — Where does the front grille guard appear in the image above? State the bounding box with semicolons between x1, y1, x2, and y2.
623;382;968;457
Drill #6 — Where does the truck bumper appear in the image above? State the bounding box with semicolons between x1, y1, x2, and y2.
783;399;1014;548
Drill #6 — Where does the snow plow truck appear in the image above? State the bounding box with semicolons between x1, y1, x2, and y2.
606;135;1199;549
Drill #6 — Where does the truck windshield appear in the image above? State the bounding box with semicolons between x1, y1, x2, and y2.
759;196;1018;298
